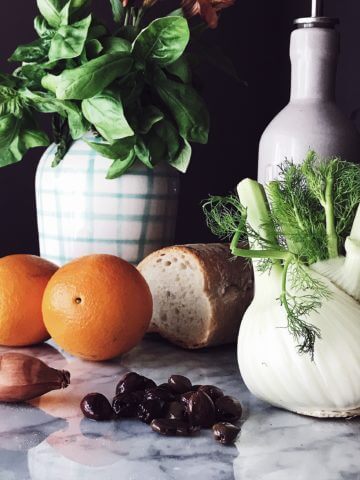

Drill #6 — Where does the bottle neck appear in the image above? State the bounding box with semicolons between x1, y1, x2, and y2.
290;28;339;101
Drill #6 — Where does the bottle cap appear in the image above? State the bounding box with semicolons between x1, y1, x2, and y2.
294;0;339;28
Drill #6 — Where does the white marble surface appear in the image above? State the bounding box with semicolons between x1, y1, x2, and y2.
0;336;359;480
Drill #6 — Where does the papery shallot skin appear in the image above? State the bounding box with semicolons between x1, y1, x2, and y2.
0;352;70;402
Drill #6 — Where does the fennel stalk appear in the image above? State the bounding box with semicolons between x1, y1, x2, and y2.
203;153;360;357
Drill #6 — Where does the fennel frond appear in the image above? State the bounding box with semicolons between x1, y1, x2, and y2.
203;154;360;358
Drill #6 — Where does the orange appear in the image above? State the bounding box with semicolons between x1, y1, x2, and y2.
0;254;58;346
42;254;153;361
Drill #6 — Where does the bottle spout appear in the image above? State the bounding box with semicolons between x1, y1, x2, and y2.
311;0;324;17
294;0;339;29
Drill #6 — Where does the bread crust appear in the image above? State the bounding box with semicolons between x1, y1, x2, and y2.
138;243;254;349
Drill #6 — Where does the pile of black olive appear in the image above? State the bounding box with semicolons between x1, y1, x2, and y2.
80;372;242;445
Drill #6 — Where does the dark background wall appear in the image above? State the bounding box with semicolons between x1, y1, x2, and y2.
0;0;358;256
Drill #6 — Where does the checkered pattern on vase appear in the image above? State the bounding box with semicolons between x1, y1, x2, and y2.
35;140;180;266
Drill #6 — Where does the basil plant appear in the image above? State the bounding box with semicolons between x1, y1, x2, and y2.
0;0;234;178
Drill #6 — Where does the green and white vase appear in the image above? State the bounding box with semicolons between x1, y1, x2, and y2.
35;139;179;266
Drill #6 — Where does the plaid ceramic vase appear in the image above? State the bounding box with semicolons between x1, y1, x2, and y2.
35;139;179;266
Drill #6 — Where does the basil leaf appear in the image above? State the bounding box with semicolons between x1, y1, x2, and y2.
147;120;191;171
70;0;91;11
165;55;192;83
0;119;48;167
22;90;88;139
153;119;179;159
135;137;153;168
59;1;71;26
117;71;145;107
82;90;133;142
0;115;20;149
86;136;135;159
66;0;91;20
107;149;136;179
34;15;55;38
102;37;131;54
49;14;91;61
146;131;166;161
0;86;25;116
0;137;24;167
0;73;17;88
88;24;108;40
16;61;57;89
119;26;138;43
169;138;191;173
167;8;184;17
20;89;63;113
65;103;89;138
155;74;209;144
36;0;63;28
42;53;133;99
132;17;190;66
139;105;163;134
85;39;103;59
21;127;49;149
9;37;51;63
109;0;124;23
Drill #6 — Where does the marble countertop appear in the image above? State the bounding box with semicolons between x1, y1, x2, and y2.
0;336;359;480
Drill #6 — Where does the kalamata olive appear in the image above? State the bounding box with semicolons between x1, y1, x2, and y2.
199;385;224;402
176;422;200;436
115;372;156;395
112;391;144;417
137;399;164;424
188;390;215;428
165;401;187;421
191;384;203;391
81;393;113;421
179;391;193;406
212;422;240;445
168;375;192;394
158;383;174;392
215;396;242;422
144;387;175;403
151;418;200;436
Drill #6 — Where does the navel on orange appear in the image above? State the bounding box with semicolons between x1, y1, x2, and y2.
0;254;58;346
42;254;153;361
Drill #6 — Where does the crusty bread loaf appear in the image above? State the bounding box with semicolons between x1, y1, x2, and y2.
137;243;253;349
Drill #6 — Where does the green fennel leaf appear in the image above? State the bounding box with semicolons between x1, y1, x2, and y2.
202;155;360;358
267;160;328;263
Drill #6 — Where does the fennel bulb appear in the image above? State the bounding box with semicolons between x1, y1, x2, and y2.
204;153;360;417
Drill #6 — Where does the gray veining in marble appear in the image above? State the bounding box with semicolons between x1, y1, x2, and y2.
0;337;359;480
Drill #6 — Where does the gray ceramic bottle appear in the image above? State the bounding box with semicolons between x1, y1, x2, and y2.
258;0;360;184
